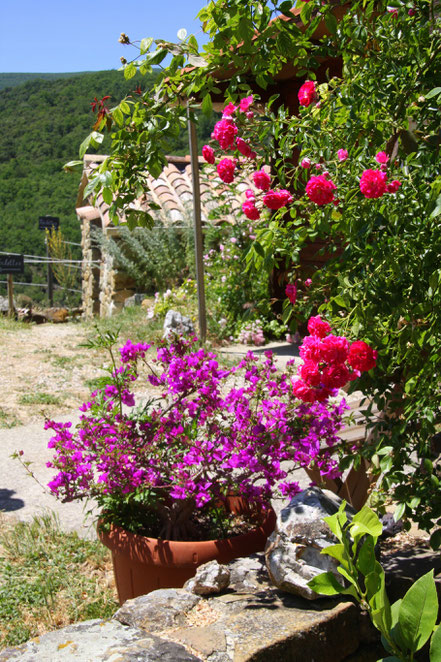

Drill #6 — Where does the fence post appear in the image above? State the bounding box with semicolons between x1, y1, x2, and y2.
7;273;14;317
46;238;54;307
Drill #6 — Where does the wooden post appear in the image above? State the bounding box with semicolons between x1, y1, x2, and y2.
46;238;54;307
187;103;207;343
7;273;14;317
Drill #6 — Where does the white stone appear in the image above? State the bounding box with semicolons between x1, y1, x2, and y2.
184;560;230;595
265;487;354;600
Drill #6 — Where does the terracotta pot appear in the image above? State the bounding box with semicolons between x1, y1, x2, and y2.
98;498;276;605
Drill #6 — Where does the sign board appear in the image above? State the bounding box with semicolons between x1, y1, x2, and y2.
0;254;24;274
38;216;59;231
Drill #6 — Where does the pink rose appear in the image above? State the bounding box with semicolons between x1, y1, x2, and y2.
320;335;349;365
300;158;311;169
217;158;237;183
239;95;254;112
285;283;297;305
348;341;377;372
212;118;238;150
322;363;350;389
299;360;322;387
299;335;323;363
236;137;255;158
242;200;260;220
298;80;316;107
304;278;312;288
253;169;271;191
202;145;215;164
386;180;401;194
359;169;387;199
291;379;317;403
307;315;331;339
245;189;255;200
337;149;348;162
222;102;237;118
263;189;293;210
375;151;389;164
306;175;337;205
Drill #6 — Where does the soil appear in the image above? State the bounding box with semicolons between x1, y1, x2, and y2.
0;321;107;426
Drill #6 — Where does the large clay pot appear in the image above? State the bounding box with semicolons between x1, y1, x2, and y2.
98;498;276;605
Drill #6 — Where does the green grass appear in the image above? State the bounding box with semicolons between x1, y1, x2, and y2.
50;355;80;370
81;306;164;346
0;513;118;649
0;408;19;429
18;392;63;406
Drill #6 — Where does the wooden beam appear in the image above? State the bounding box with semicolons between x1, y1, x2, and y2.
187;104;207;343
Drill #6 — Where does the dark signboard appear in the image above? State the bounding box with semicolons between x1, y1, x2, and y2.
39;216;59;231
0;254;24;274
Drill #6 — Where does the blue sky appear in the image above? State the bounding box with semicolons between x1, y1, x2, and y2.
1;0;209;73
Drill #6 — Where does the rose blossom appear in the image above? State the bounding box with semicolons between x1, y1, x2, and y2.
300;158;311;169
322;363;351;389
386;180;401;194
359;169;387;199
375;151;389;164
348;341;377;372
217;158;237;183
304;278;312;287
285;283;297;305
212;118;238;150
320;335;349;365
263;189;293;210
236;137;255;158
222;102;237;118
306;175;337;205
298;80;316;107
239;95;253;112
307;315;331;339
242;200;260;220
253;169;271;191
299;360;322;387
202;145;215;164
337;149;348;162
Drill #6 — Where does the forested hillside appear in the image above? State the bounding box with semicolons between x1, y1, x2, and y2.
0;72;89;92
0;69;211;302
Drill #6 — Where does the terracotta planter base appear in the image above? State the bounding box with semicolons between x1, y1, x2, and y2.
99;504;276;604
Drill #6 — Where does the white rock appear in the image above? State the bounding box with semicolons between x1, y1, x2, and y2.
265;487;354;600
184;560;230;595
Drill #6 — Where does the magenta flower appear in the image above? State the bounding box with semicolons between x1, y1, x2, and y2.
300;158;311;169
375;151;389;165
337;149;348;162
386;180;401;193
285;283;297;305
239;95;254;112
298;80;317;107
202;145;215;164
263;189;293;210
217;157;237;183
242;200;260;220
359;169;387;198
306;175;337;205
253;169;271;191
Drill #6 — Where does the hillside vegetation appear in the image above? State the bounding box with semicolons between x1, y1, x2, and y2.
0;72;89;92
0;70;211;303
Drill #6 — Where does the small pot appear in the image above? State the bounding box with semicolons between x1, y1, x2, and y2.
98;499;276;604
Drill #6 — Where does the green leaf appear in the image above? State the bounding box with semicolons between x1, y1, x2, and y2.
430;529;441;550
140;37;153;54
307;571;346;595
324;505;347;538
425;87;441;99
356;535;376;575
430;624;441;661
102;188;113;205
63;160;83;172
201;93;213;117
124;63;137;80
321;543;345;564
187;54;208;67
398;570;438;652
120;100;131;115
350;506;383;541
112;107;124;127
325;13;338;35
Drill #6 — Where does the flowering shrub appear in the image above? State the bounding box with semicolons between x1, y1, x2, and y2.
46;323;371;539
236;318;265;345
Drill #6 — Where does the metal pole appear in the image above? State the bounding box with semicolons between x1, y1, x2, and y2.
187;103;207;343
46;238;54;307
7;273;14;318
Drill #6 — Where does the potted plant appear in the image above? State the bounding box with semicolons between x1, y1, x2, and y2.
44;319;376;604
